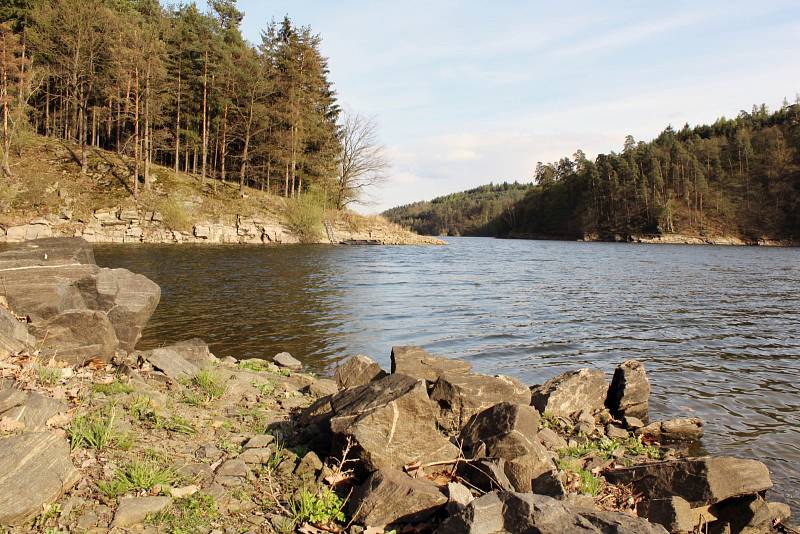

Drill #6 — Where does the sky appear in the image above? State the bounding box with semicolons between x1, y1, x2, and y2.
203;0;800;212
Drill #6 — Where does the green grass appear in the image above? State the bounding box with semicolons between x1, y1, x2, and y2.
290;488;345;527
252;381;275;396
92;379;134;396
99;458;179;498
578;469;602;496
238;359;270;372
68;408;130;450
189;369;227;402
158;196;192;232
149;494;219;534
129;395;154;421
623;436;662;459
217;437;242;455
36;366;61;386
156;415;196;435
558;435;660;461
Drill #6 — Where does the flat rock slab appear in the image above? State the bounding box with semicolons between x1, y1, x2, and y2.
604;457;772;507
531;368;608;418
324;374;460;471
111;496;172;528
349;469;447;528
0;431;81;526
273;352;302;370
0;390;65;432
637;418;704;441
334;354;386;389
390;346;471;383
144;346;201;380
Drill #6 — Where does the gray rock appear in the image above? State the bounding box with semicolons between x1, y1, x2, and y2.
710;494;792;534
646;496;717;533
624;416;645;430
431;373;532;432
243;434;275;449
446;482;474;515
305;378;339;398
94;268;161;352
531;369;608;418
348;469;447;528
334;355;386;389
606;360;650;422
316;373;460;472
238;447;274;465
0;431;81;526
437;492;668;534
637;418;704;441
144;345;201;380
0;390;65;432
273;352;302;371
0;306;33;357
605;457;772;507
606;424;629;440
31;309;119;364
111;496;172;528
537;427;568;451
457;458;515;493
295;451;323;477
390;346;471;383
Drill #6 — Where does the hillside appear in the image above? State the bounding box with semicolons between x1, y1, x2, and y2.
386;102;800;244
0;135;440;246
383;182;532;236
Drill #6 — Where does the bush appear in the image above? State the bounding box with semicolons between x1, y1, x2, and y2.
284;193;324;243
159;197;192;232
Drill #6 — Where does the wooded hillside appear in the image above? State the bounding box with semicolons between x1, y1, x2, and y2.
0;0;385;212
383;182;531;236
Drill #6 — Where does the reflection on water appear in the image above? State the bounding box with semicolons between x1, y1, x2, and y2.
94;238;800;513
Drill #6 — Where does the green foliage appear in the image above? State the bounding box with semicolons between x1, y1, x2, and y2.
577;469;602;496
624;436;662;459
99;458;179;498
191;369;227;401
238;359;269;372
284;193;324;243
290;488;346;527
92;379;134;396
68;408;129;450
558;435;661;461
158;197;192;232
150;494;219;534
384;182;532;236
36;365;61;386
253;380;275;396
156;415;196;435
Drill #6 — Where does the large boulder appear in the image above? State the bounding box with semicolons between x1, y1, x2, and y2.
431;372;532;432
606;360;650;422
334;355;387;389
436;492;668;534
459;402;555;492
604;457;772;508
306;373;460;471
0;431;81;526
390;346;471;383
530;369;608;418
0;238;160;363
348;469;447;528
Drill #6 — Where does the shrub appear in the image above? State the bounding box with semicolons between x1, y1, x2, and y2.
290;488;345;527
158;197;192;232
284;193;324;243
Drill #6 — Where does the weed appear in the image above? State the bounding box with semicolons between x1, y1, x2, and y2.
190;369;226;402
267;441;286;471
624;436;661;459
238;359;269;372
559;436;621;460
129;395;154;421
156;415;196;435
253;381;274;397
68;408;129;450
33;504;61;529
218;437;242;455
279;368;291;377
159;197;192;232
181;390;204;406
36;366;61;386
99;458;179;498
578;469;602;496
290;488;345;527
150;494;219;534
92;379;134;396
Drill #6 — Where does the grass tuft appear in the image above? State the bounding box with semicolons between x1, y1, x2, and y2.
99;458;179;498
68;407;130;450
92;379;134;396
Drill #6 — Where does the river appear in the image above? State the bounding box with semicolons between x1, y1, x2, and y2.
94;237;800;512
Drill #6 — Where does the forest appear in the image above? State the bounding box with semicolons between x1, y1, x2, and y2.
388;102;800;241
0;0;383;210
383;183;531;236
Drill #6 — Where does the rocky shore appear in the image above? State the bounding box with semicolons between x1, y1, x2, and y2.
0;238;795;533
0;208;443;246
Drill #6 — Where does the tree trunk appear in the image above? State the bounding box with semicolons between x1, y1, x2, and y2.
239;100;253;194
201;50;208;185
133;69;140;197
143;58;151;191
174;60;181;173
220;103;228;183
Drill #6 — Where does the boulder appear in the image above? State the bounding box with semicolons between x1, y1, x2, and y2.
0;431;81;526
0;306;32;357
0;238;160;362
457;458;515;493
437;492;668;534
31;309;119;364
305;378;339;398
349;469;447;528
431;373;532;432
111;496;172;528
325;374;460;471
711;494;792;534
606;360;650;422
446;482;474;515
531;369;608;418
273;351;302;371
604;457;772;507
637;418;704;441
144;345;201;380
390;346;471;383
0;389;65;432
646;496;717;533
537;427;568;451
334;354;387;389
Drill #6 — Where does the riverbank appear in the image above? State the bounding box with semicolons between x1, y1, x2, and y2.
0;135;442;247
0;238;795;533
504;232;800;247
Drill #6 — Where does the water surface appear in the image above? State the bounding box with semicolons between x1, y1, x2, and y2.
95;238;800;512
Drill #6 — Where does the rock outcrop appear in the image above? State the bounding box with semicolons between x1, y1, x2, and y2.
606;359;650;422
390;345;471;383
0;238;160;364
531;368;608;417
334;354;386;389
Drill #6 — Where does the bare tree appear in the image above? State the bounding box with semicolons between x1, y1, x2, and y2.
336;111;388;210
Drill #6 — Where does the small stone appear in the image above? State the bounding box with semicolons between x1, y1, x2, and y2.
238;447;274;465
537;428;568;451
243;435;275;449
273;352;302;371
606;424;629;439
306;379;338;398
196;444;223;461
446;482;473;515
295;451;323;477
111;496;171;528
624;416;645;429
169;485;200;499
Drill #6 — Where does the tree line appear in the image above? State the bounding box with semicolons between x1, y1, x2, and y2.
383;182;532;236
387;101;800;240
0;0;386;209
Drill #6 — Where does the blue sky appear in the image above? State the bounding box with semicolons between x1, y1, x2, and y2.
203;0;800;212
